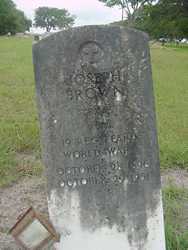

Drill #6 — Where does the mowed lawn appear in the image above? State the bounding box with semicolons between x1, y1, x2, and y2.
151;46;188;168
0;37;188;185
0;37;40;186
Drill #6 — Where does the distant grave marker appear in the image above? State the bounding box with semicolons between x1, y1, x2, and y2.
34;35;40;42
33;25;166;250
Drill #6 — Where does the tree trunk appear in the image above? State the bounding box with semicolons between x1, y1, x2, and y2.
46;26;51;32
121;7;124;21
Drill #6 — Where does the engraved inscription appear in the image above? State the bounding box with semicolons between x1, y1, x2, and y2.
62;134;128;146
78;41;104;67
63;147;128;159
66;69;126;102
59;160;124;188
58;41;146;188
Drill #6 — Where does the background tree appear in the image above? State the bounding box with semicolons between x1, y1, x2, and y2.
99;0;154;22
14;9;32;33
134;0;188;39
0;0;32;35
34;7;75;32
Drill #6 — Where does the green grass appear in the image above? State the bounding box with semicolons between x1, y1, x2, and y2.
0;37;41;186
151;46;188;168
165;43;188;51
163;185;188;250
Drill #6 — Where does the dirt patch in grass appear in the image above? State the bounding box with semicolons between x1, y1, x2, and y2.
0;170;188;249
161;169;188;189
0;177;48;250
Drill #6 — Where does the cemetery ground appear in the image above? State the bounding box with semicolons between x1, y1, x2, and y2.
0;37;188;249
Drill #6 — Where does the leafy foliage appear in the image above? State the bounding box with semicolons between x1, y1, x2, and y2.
99;0;154;21
0;0;32;35
134;0;188;38
34;7;75;32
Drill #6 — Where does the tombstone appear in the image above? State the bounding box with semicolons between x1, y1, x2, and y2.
33;26;166;250
34;35;40;42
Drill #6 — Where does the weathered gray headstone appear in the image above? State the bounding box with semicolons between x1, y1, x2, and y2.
33;26;166;250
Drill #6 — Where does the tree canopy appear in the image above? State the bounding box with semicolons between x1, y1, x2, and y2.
34;7;75;32
110;0;188;39
134;0;188;39
99;0;154;21
0;0;32;35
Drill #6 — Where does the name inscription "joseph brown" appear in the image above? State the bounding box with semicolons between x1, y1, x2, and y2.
65;69;127;101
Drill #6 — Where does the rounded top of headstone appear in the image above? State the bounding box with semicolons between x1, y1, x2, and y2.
33;25;149;49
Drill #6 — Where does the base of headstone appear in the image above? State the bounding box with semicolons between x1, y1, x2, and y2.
48;189;165;250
